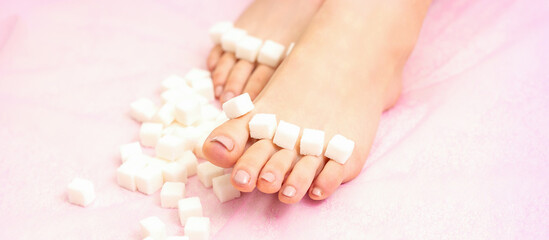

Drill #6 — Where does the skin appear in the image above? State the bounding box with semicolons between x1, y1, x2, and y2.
204;0;432;204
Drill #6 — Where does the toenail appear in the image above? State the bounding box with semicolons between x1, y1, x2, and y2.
221;91;235;103
312;187;322;197
215;86;223;97
210;136;234;151
234;170;250;185
260;172;275;183
282;186;296;198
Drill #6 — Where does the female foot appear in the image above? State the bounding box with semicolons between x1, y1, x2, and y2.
204;0;431;203
208;0;323;103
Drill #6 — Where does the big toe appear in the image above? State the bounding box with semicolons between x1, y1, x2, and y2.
203;113;253;168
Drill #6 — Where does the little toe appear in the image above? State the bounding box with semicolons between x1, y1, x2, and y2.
220;60;255;103
207;45;224;71
231;139;277;192
278;155;323;204
308;160;345;201
212;53;237;98
256;149;298;194
243;65;275;100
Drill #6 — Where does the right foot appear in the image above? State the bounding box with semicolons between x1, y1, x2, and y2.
207;0;323;103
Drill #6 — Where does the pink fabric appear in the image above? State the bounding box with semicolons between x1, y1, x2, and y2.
1;0;548;239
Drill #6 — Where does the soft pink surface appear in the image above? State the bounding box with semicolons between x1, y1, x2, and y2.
1;0;548;239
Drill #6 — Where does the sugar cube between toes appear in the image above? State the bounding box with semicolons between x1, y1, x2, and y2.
160;182;186;208
300;128;325;156
196;162;224;188
178;197;203;226
140;216;167;240
212;174;241;203
135;165;164;195
248;113;277;140
257;40;285;67
67;177;95;207
236;35;263;62
140;123;163;147
272;120;300;150
119;142;142;162
209;21;233;44
184;217;210;240
325;134;355;165
222;93;254;119
156;135;185;161
221;28;247;52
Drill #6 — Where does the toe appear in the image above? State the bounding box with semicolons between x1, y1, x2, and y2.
256;149;298;194
243;65;275;100
231;139;277;192
308;160;345;201
212;53;237;98
207;45;224;71
220;60;255;103
202;113;254;168
278;156;323;204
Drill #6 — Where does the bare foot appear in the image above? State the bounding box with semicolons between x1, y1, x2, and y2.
204;0;431;203
208;0;323;103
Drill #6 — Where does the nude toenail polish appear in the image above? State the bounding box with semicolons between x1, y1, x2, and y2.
312;187;322;197
221;92;235;103
282;186;296;197
234;170;250;185
215;86;223;97
260;172;275;183
210;136;234;151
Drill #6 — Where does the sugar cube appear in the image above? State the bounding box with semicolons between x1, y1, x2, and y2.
117;155;149;191
160;182;186;208
236;35;263;62
153;102;176;126
324;134;355;165
184;217;210;240
162;161;188;183
299;128;325;156
272;120;300;150
119;142;142;162
200;105;221;122
189;77;214;101
184;68;211;83
67;177;95;207
135;165;164;195
178;197;203;226
140;123;164;147
175;98;201;126
196;162;224;188
221;28;247;52
222;93;254;119
178;151;198;177
209;21;234;44
167;237;189;240
147;157;170;169
130;98;158;122
161;87;194;104
286;42;295;57
248;113;277;140
140;216;167;240
212;174;241;203
156;135;185;161
257;40;285;67
162;75;187;91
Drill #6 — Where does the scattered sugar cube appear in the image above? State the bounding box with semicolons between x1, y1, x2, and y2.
221;28;247;52
160;182;186;208
119;142;142;162
209;21;234;44
300;128;325;156
161;87;194;104
286;42;295;57
67;177;95;207
197;162;224;188
162;161;188;183
212;174;241;203
178;197;203;226
175;98;201;126
236;35;263;62
324;134;355;165
156;135;185;161
130;98;158;122
153;102;176;127
147;157;170;169
257;40;285;67
178;151;198;177
272;120;300;150
167;237;189;240
189;77;214;101
200;105;221;122
135;165;164;195
140;123;164;147
140;216;167;240
184;68;211;83
117;155;149;191
184;217;210;240
248;113;277;140
222;93;254;119
162;75;188;91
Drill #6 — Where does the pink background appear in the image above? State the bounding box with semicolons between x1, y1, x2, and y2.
1;0;548;239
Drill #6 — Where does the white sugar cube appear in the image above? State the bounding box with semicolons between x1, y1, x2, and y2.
162;75;187;90
209;21;234;44
160;182;186;208
212;174;241;203
189;77;214;101
184;68;211;83
200;105;221;122
175;98;201;126
178;197;203;226
119;142;142;162
135;165;164;195
161;87;194;104
184;217;210;240
167;237;189;240
325;134;355;164
147;157;170;169
248;113;277;140
221;28;247;52
156;135;185;161
222;93;254;119
140;123;164;147
178;151;198;177
140;216;167;240
286;42;295;57
130;98;158;122
272;120;300;150
196;162;224;188
153;102;176;126
257;40;285;67
299;128;325;156
67;177;95;207
162;161;188;183
236;35;263;62
117;155;149;191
